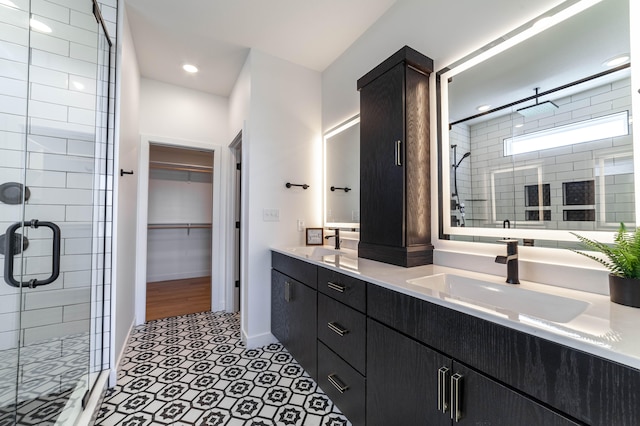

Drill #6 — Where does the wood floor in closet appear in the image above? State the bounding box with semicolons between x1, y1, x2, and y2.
146;276;211;321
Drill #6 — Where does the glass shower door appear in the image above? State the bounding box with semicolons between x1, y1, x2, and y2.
0;0;113;423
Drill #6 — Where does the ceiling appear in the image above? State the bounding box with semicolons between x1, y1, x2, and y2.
124;0;398;97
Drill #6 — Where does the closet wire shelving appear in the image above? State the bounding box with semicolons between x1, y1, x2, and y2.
148;159;213;234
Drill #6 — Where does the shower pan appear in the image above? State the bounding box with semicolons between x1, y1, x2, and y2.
0;0;114;423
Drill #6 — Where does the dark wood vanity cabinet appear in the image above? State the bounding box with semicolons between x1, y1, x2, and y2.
272;252;639;425
368;283;639;426
271;252;318;380
357;46;434;267
367;318;578;426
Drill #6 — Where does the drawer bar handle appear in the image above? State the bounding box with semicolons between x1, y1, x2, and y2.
395;140;402;166
284;281;292;302
327;281;346;293
327;373;349;394
327;321;349;336
451;373;463;422
437;366;450;413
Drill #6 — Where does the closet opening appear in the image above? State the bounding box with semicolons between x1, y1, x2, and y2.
145;144;214;321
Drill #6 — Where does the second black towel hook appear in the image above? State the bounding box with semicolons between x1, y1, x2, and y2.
285;182;309;190
330;186;351;192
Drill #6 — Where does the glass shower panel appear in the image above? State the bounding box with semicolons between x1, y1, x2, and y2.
0;0;29;423
0;0;112;423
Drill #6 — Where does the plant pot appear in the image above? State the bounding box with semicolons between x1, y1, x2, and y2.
609;274;640;308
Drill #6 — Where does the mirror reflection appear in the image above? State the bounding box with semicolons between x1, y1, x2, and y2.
442;0;634;247
324;116;360;228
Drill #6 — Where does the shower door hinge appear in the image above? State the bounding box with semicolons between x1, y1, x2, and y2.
236;163;241;171
81;389;90;410
235;280;240;288
235;221;240;229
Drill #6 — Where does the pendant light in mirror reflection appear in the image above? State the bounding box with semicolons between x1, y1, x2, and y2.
324;115;360;229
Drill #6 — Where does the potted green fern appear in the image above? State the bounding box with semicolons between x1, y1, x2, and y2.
571;223;640;308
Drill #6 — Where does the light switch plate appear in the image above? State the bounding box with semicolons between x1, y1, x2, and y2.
263;208;280;222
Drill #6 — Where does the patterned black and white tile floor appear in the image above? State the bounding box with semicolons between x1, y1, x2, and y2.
96;311;351;426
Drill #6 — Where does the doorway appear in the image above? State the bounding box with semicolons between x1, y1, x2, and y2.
230;132;242;312
145;145;214;321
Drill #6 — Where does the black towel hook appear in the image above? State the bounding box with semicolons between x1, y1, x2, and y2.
285;182;309;190
330;186;351;192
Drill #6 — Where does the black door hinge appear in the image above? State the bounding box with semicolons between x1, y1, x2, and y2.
235;221;240;229
235;280;240;288
236;163;241;171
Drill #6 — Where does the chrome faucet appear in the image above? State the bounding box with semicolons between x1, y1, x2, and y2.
495;239;519;284
325;228;341;250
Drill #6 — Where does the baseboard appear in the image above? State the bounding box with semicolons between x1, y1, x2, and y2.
242;328;277;350
147;271;210;283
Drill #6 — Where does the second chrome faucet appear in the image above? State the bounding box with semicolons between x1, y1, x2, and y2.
495;239;519;284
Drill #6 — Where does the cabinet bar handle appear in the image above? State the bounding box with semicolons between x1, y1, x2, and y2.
327;321;349;336
327;281;346;293
437;366;450;413
451;373;463;422
284;281;291;302
327;373;349;393
395;140;402;166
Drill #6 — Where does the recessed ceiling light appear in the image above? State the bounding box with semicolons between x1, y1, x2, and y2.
477;105;491;112
183;64;198;73
603;54;630;68
30;18;52;33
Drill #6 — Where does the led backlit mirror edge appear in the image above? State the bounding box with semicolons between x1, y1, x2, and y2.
436;0;638;245
324;115;360;230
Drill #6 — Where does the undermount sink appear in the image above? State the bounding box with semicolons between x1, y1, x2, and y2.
287;246;345;258
406;274;589;323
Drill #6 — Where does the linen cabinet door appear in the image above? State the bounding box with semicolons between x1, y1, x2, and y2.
366;319;450;426
359;62;406;248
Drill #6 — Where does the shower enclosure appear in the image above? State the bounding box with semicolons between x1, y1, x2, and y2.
0;0;113;423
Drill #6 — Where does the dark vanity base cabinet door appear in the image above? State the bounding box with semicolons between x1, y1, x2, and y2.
271;269;317;380
453;362;580;426
366;319;450;426
318;342;366;426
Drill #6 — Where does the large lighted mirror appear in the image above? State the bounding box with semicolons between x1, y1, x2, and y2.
438;0;637;248
324;116;360;229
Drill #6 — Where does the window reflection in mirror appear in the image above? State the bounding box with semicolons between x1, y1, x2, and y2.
439;0;635;248
324;115;360;229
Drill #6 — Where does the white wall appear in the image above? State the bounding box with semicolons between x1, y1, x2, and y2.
230;50;322;348
139;79;229;142
112;5;139;379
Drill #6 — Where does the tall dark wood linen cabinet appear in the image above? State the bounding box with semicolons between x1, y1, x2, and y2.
357;46;434;267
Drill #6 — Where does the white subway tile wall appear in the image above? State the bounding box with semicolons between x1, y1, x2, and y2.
0;0;116;416
451;77;634;244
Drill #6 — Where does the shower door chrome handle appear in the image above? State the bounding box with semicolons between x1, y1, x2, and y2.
4;220;61;288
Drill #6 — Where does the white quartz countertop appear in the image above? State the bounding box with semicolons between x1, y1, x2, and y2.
272;246;640;370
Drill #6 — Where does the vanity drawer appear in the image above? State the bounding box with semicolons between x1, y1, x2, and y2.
272;251;317;289
318;267;366;312
318;341;365;426
318;293;366;374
